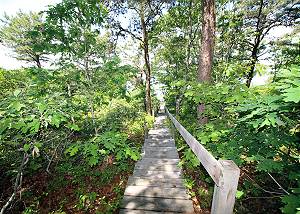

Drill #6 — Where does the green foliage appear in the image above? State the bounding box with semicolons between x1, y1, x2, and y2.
0;56;146;213
165;64;300;212
66;130;141;167
281;189;300;214
0;11;48;67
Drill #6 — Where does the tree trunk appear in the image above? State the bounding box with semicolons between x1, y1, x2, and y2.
140;5;152;115
198;0;215;83
246;45;259;87
197;0;216;124
84;53;97;135
245;0;263;87
36;55;42;68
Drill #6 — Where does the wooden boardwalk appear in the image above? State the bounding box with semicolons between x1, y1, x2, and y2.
120;113;194;214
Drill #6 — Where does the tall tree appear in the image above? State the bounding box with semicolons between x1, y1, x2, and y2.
242;0;297;87
43;0;108;134
151;0;201;115
219;0;299;87
197;0;216;123
106;0;173;115
0;11;48;68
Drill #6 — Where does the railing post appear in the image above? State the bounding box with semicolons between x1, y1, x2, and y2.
211;160;240;214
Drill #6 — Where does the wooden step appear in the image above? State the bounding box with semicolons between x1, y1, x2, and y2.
142;148;179;159
147;135;173;140
120;113;194;214
135;164;181;172
133;170;181;179
136;158;180;166
124;186;189;199
144;139;175;147
120;196;194;213
127;177;185;188
120;209;184;214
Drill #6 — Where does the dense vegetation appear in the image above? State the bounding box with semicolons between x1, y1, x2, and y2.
0;1;155;213
0;0;299;213
153;1;299;213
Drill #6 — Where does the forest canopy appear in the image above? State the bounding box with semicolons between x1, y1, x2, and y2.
0;0;299;213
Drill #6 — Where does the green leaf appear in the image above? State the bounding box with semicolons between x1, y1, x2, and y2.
236;190;244;199
13;89;21;97
66;145;80;156
256;159;283;172
103;141;115;151
125;148;139;161
210;132;220;141
10;101;25;111
23;144;31;152
29;119;40;133
67;123;80;131
49;114;65;128
88;144;98;157
88;156;99;166
281;194;300;214
116;150;124;161
0;119;11;134
282;87;300;103
36;102;47;113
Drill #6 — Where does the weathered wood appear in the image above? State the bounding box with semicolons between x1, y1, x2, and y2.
148;128;171;134
119;209;178;214
142;147;177;153
211;160;240;214
166;108;223;185
147;135;173;140
142;148;179;159
165;108;240;214
124;186;189;199
120;114;194;214
135;158;180;166
135;164;180;172
121;196;194;212
133;170;181;179
127;177;185;188
143;139;175;147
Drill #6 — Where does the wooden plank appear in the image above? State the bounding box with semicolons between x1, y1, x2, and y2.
124;186;189;199
142;149;179;159
142;147;178;154
121;196;194;213
211;160;240;214
166;108;223;185
135;164;180;172
145;138;175;143
119;209;181;214
133;170;181;179
135;158;180;166
147;135;173;140
120;113;194;214
127;177;185;188
143;140;175;147
148;128;171;134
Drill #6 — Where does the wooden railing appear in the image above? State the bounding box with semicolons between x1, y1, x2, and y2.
165;108;240;214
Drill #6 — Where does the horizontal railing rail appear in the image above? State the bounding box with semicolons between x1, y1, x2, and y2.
165;107;240;214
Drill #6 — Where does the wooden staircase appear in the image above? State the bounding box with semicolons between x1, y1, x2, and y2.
120;112;194;213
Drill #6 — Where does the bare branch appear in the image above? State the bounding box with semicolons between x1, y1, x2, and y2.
268;173;290;195
116;23;143;42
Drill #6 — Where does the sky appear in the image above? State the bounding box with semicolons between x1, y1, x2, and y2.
0;0;294;86
0;0;61;69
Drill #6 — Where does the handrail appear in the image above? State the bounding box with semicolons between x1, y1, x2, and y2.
165;107;240;214
166;108;223;185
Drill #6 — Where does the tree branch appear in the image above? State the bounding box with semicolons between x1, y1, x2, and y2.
116;23;143;42
268;173;290;195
